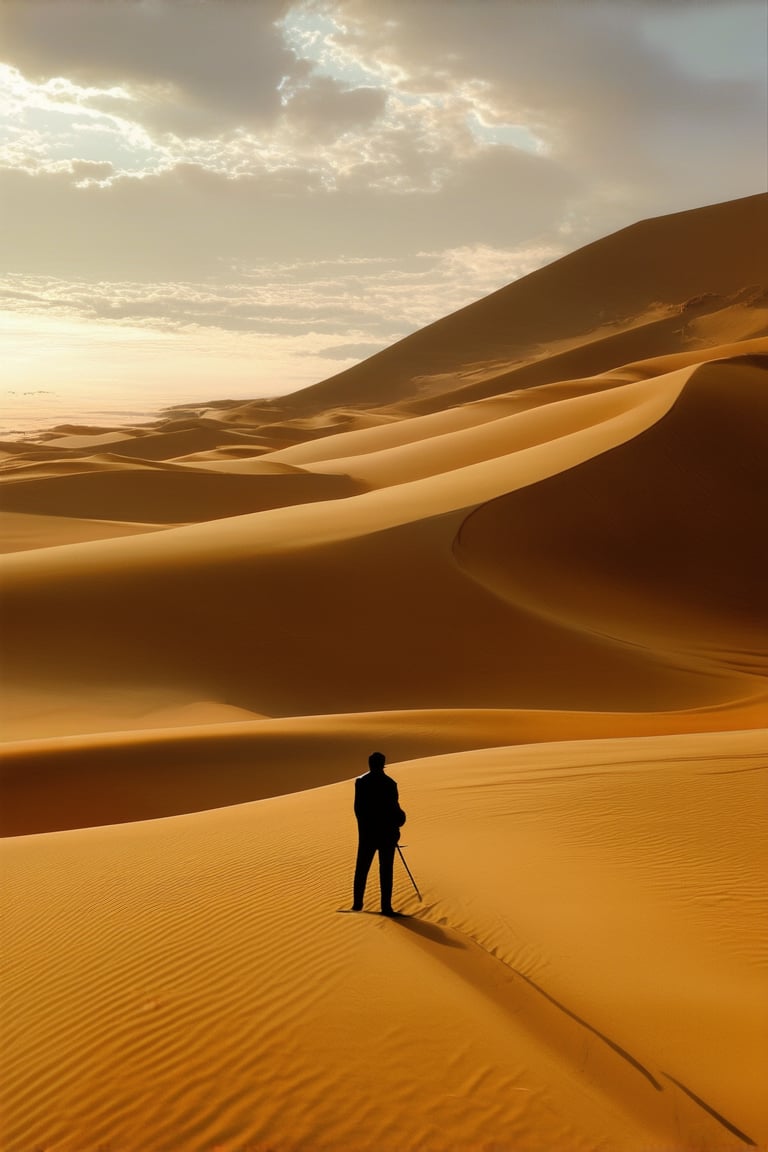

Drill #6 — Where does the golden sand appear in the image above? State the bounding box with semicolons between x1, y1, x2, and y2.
1;193;766;1151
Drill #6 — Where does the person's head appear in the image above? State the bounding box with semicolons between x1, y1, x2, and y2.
368;751;386;772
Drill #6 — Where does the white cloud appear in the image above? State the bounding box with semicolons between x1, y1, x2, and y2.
0;152;573;281
0;240;562;343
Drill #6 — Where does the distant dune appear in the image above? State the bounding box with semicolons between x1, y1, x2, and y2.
255;191;768;413
1;193;766;1152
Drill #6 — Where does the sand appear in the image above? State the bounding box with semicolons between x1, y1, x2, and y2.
1;192;767;1151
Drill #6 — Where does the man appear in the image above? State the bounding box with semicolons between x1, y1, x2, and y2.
352;751;406;916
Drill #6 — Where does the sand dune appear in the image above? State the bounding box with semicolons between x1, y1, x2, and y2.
0;358;761;728
41;423;260;458
455;355;768;666
0;510;166;553
1;194;767;1151
275;366;697;487
2;731;765;1151
0;461;362;523
3;694;767;837
259;192;768;416
406;309;768;413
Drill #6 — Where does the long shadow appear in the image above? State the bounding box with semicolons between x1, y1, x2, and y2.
336;907;464;948
506;958;663;1090
391;913;466;950
343;904;758;1147
396;911;663;1092
662;1072;757;1147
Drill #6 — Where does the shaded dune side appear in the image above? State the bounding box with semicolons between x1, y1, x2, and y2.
454;357;768;677
404;304;768;413
0;688;265;743
254;392;523;468
280;361;737;489
401;338;768;425
0;465;363;523
3;695;768;836
0;496;747;730
40;425;263;460
0;511;166;554
0;455;305;480
259;193;768;416
1;362;763;740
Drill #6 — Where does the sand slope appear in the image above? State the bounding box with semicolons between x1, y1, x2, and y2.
258;192;768;415
2;352;765;735
2;730;766;1151
1;193;767;1151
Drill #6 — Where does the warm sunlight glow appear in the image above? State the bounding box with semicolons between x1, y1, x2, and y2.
1;10;766;1144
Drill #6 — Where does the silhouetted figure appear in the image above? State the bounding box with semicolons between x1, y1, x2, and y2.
352;751;406;916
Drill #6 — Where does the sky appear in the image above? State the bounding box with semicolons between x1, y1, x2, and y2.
1;0;766;432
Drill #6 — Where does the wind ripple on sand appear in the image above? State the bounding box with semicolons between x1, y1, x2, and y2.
2;730;765;1151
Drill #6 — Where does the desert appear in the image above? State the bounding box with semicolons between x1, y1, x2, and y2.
1;188;767;1151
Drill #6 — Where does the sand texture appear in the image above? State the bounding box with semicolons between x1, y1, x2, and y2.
2;193;767;1151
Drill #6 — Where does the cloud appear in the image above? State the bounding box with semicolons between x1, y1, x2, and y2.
282;75;387;140
0;146;574;280
315;0;766;218
2;1;762;222
316;341;387;359
0;0;299;134
0;239;562;345
0;0;764;414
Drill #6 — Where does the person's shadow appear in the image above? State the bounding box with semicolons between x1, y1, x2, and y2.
337;906;465;949
389;910;465;949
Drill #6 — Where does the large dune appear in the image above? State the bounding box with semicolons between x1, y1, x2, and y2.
1;193;767;1151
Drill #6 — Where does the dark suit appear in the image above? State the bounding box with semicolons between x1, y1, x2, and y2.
353;770;404;912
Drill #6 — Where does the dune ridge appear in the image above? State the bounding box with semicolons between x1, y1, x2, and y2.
251;191;768;415
4;691;768;837
1;193;767;1151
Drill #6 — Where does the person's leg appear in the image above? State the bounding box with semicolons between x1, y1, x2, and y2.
378;840;396;913
353;837;377;909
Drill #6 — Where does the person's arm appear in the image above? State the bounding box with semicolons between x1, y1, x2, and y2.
393;781;406;826
354;778;364;821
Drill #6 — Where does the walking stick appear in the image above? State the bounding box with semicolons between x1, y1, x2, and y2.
396;844;422;901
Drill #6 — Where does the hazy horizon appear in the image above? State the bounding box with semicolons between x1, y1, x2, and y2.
1;0;766;435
